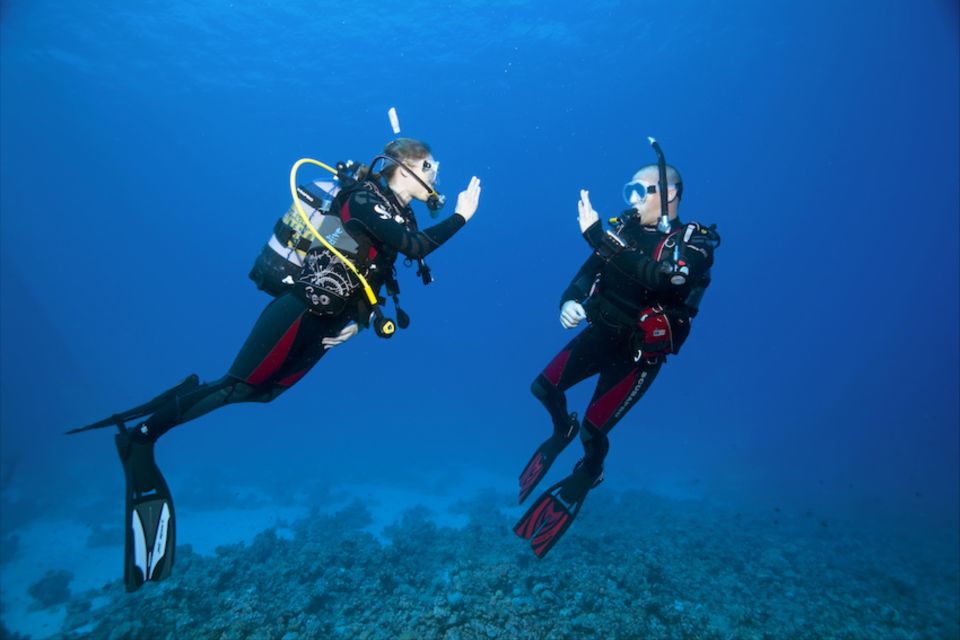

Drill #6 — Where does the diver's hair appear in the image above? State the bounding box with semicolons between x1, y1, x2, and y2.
381;138;432;180
634;163;683;187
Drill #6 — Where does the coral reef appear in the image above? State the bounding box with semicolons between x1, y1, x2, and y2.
35;490;960;640
27;570;73;609
0;620;31;640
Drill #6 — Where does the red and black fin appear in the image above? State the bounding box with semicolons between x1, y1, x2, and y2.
518;414;579;504
514;469;596;559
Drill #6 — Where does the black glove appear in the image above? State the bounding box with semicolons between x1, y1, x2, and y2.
583;221;627;259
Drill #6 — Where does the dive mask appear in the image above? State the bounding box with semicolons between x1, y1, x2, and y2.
370;154;446;214
413;156;444;214
420;158;440;185
623;180;682;206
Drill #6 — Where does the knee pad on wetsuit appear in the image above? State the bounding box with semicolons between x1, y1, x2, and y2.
531;375;574;434
530;374;552;402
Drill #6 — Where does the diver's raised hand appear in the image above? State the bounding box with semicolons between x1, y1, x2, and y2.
455;176;481;221
560;300;587;329
578;190;599;233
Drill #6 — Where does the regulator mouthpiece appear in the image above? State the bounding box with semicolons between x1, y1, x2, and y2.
427;192;446;213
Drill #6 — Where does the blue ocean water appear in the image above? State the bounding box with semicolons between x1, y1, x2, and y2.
1;1;958;638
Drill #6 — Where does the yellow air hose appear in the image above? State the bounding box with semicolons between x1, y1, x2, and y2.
289;158;379;308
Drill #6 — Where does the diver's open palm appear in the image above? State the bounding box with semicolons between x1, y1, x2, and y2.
578;189;599;232
456;176;481;221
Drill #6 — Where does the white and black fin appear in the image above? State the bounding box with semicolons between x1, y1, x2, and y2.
115;433;176;592
129;497;174;589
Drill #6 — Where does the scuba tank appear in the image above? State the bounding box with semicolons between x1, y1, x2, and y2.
249;159;396;337
293;178;403;333
249;161;366;297
283;160;396;337
292;204;366;318
253;152;441;339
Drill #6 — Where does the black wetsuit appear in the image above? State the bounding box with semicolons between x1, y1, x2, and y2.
531;217;713;477
133;180;465;442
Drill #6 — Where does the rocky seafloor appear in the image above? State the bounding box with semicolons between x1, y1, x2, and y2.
5;489;959;640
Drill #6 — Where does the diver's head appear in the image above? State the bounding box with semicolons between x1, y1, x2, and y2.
622;163;683;226
383;138;440;205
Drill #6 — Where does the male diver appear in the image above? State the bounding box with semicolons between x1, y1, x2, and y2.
68;138;482;591
514;139;719;558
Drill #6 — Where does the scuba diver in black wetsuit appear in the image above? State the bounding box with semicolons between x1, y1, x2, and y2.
515;139;720;558
67;138;482;591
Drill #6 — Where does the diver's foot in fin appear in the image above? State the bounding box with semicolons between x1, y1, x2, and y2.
514;463;602;559
518;412;579;504
66;374;200;435
115;429;176;592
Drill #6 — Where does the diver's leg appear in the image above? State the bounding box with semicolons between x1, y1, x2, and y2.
520;326;610;502
530;326;606;431
171;315;335;426
133;294;338;442
516;354;663;555
578;354;664;476
112;295;341;589
227;293;315;385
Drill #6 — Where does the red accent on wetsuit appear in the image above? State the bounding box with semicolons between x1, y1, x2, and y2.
543;349;572;386
246;316;303;385
584;369;639;430
276;369;309;388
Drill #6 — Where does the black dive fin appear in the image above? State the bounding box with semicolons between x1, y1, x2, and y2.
65;375;199;435
514;468;598;559
115;429;176;592
518;413;579;504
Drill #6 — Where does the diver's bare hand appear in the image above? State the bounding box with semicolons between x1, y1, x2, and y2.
560;300;587;329
578;189;599;233
456;176;481;221
322;322;358;348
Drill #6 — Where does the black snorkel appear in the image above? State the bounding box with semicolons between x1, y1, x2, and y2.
647;137;672;234
647;137;691;286
369;154;446;215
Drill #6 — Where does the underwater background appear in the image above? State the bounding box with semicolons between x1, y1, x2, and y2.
1;0;958;638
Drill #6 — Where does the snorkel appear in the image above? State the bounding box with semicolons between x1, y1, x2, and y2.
647;137;691;285
380;107;446;215
647;136;672;234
